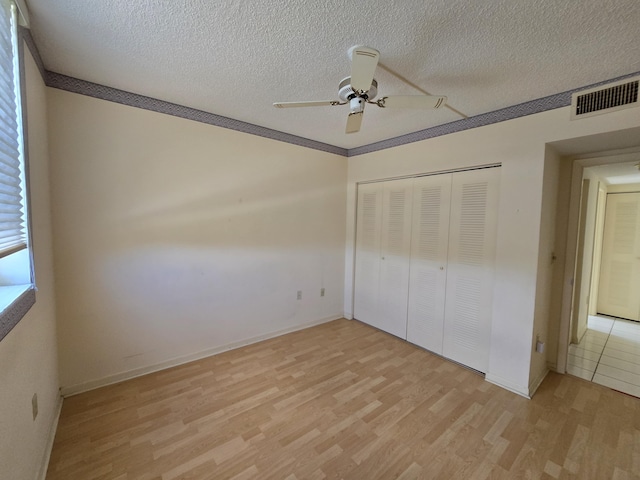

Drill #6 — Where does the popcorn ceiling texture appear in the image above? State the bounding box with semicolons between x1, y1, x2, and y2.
27;0;640;150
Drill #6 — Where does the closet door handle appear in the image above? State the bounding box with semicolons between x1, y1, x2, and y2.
440;266;444;270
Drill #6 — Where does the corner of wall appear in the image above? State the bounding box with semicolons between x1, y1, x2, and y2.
528;367;550;398
0;38;61;480
485;373;531;399
36;394;63;480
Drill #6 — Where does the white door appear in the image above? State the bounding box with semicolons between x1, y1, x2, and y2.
406;174;453;354
442;168;500;373
353;182;383;328
377;178;414;338
597;192;640;321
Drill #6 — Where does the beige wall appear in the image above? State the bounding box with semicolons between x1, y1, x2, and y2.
0;47;60;479
544;152;572;371
608;183;640;193
47;89;348;394
346;106;640;397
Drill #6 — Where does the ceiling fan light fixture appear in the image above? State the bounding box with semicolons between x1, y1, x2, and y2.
338;77;377;102
273;45;449;134
349;97;365;114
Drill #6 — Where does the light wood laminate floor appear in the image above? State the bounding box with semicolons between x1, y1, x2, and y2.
47;319;640;479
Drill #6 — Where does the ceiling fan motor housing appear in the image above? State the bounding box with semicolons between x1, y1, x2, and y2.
338;77;378;102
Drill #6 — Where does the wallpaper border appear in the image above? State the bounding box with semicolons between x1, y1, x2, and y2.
19;26;45;80
19;27;640;159
348;70;640;157
44;71;349;157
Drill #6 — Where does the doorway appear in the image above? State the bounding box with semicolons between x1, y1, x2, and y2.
566;160;640;396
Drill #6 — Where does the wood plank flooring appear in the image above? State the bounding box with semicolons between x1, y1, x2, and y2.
47;319;640;479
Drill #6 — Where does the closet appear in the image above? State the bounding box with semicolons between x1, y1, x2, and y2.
353;167;500;373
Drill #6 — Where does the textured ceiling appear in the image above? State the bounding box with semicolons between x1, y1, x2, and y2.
27;0;640;149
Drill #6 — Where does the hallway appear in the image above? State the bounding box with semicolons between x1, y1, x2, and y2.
568;315;640;397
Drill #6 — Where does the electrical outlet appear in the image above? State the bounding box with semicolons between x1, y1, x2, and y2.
32;393;38;421
297;290;302;300
320;288;325;297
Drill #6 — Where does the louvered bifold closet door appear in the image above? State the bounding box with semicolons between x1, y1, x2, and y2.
354;182;384;329
406;174;452;354
597;192;640;321
377;178;414;338
442;168;500;373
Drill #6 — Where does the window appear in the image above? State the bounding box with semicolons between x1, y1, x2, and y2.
0;0;34;342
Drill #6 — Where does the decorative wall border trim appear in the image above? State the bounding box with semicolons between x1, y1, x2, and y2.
18;26;45;80
0;288;36;342
45;72;348;157
18;26;640;159
348;70;640;157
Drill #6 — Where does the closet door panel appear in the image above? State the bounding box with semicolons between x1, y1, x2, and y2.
443;168;500;373
597;192;640;321
353;183;383;329
406;174;452;354
377;178;414;338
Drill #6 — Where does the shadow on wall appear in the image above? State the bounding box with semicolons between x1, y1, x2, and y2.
52;127;347;386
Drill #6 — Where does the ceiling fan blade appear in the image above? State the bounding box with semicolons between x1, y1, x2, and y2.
345;111;363;134
273;100;339;108
377;95;447;109
349;46;379;94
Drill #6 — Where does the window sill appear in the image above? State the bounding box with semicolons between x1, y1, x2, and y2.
0;285;35;341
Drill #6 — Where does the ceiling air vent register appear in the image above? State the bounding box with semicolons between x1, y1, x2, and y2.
571;77;639;120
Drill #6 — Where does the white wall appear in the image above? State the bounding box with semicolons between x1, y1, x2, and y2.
346;106;640;397
528;146;562;393
0;47;60;479
47;89;347;394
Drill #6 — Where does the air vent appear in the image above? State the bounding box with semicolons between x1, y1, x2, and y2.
571;77;639;120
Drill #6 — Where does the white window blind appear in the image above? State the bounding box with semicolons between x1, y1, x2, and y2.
0;0;26;259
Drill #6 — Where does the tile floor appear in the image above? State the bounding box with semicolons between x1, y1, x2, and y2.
567;314;640;397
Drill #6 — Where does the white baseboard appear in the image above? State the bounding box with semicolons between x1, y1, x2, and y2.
37;394;63;480
60;314;342;397
485;373;531;399
528;368;549;397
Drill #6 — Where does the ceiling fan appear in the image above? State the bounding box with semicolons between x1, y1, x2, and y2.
273;46;448;134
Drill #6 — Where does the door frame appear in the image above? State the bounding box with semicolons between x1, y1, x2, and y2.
557;150;640;373
588;185;607;315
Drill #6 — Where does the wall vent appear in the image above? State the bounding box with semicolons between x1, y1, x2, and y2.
571;76;639;120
